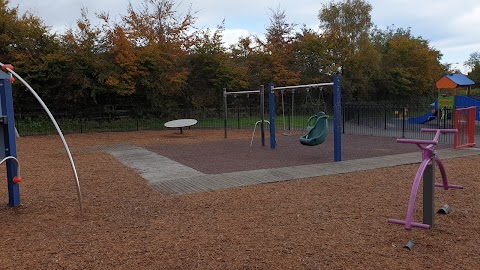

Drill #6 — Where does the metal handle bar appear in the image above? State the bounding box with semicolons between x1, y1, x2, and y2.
396;128;457;146
421;128;457;134
397;138;437;145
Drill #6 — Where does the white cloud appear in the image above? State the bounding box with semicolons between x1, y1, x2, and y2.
222;29;252;46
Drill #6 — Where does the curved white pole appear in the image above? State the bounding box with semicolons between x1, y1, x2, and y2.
0;156;20;176
1;62;83;214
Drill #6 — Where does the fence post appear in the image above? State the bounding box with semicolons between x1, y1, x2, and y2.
384;106;387;130
357;107;360;126
402;107;406;138
237;108;240;129
443;108;448;128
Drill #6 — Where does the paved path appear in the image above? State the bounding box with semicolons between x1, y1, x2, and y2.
106;144;205;184
107;144;480;195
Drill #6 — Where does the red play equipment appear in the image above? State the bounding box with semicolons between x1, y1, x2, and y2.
454;106;476;149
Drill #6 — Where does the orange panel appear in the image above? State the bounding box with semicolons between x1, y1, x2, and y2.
436;76;458;89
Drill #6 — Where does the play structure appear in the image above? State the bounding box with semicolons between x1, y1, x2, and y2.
0;68;22;207
268;76;342;161
223;86;266;146
299;112;329;146
0;62;83;212
408;73;479;124
388;128;463;230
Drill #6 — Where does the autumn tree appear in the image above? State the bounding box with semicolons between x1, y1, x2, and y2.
292;28;330;84
318;0;379;100
230;36;272;89
0;0;74;114
58;7;114;112
184;24;248;108
258;6;300;86
120;0;195;111
103;24;138;96
371;27;443;103
0;0;57;62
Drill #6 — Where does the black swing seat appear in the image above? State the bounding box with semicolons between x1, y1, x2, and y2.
299;112;329;146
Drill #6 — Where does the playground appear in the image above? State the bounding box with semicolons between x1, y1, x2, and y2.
1;129;479;269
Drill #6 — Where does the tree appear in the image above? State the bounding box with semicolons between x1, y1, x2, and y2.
467;65;480;84
465;52;480;70
59;7;113;110
104;24;138;96
318;0;373;74
0;0;77;114
258;6;300;86
229;35;272;91
292;27;331;83
371;27;443;103
120;0;195;111
0;0;57;61
465;52;480;84
185;25;247;108
318;0;379;100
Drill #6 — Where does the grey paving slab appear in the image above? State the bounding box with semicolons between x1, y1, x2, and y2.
106;143;480;196
106;144;205;183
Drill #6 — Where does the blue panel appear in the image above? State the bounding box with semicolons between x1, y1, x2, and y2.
455;95;480;121
0;70;10;79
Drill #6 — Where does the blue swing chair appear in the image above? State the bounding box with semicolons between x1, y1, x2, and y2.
299;112;329;146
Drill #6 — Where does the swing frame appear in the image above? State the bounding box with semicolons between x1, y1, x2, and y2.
267;78;342;163
277;85;329;135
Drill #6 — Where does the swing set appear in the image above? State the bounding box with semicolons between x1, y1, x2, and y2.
278;86;327;136
268;77;342;161
270;82;333;146
223;86;267;147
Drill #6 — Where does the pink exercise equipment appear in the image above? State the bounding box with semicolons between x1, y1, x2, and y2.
388;128;463;230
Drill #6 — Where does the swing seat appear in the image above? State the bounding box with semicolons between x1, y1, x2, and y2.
300;112;329;146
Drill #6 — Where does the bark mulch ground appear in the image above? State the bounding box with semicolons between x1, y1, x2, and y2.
0;129;478;269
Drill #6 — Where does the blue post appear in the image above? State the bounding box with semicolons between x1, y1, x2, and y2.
268;83;276;149
0;71;20;206
333;76;342;162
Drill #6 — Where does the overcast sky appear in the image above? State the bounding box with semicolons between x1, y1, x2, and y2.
8;0;480;72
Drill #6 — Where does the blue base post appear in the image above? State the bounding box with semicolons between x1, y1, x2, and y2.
0;71;20;206
333;76;342;162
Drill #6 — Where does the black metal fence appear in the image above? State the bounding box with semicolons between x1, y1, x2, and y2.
14;104;480;145
341;104;462;143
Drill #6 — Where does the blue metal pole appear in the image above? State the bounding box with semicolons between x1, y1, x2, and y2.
268;83;276;149
0;71;20;206
333;76;342;162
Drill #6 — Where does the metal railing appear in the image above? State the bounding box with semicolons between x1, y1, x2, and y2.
14;104;480;144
